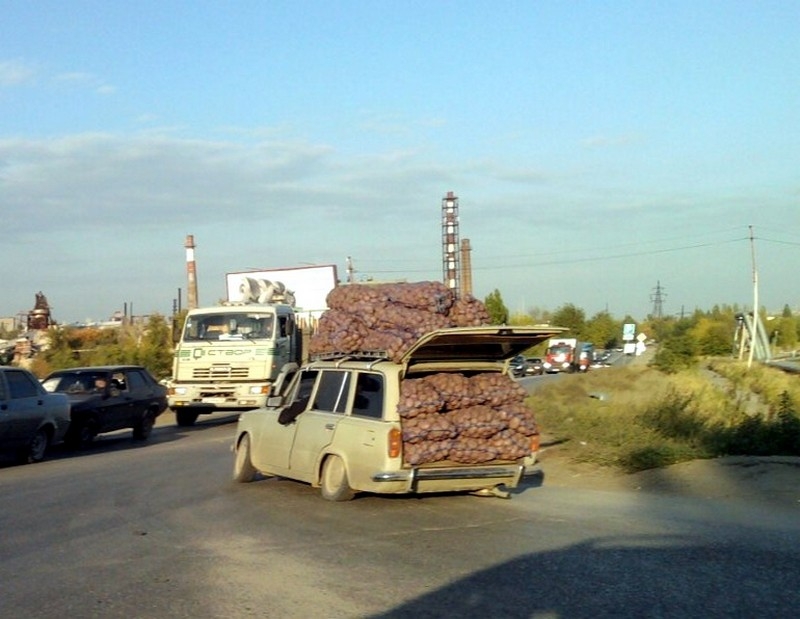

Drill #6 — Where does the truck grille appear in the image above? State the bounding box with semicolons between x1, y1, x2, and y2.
192;366;250;380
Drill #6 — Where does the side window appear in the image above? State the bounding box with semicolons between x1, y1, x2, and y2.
6;370;40;399
311;371;351;414
352;373;384;419
110;372;128;393
275;367;299;398
294;370;318;404
0;373;7;400
127;371;147;391
278;316;288;338
277;370;319;425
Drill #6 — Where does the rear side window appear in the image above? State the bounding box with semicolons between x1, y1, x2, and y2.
6;370;40;399
127;371;147;391
352;373;384;419
312;371;351;414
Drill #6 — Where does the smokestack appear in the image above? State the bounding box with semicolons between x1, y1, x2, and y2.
185;234;199;310
441;191;460;297
460;238;473;297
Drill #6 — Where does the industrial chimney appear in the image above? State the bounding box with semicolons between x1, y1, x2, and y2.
441;192;460;298
185;234;199;310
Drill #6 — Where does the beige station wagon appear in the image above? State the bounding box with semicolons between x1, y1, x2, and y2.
232;325;564;501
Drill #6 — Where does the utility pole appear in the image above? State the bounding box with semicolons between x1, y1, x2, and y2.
748;225;758;369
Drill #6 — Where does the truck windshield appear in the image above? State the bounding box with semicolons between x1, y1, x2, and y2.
183;312;275;341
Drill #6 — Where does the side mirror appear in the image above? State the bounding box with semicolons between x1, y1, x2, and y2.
267;395;283;408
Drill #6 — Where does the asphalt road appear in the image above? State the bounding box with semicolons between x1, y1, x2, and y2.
1;413;799;619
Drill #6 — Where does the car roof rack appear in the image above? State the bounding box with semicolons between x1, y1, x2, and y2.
310;350;391;363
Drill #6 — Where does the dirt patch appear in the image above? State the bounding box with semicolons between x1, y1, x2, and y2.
535;438;800;508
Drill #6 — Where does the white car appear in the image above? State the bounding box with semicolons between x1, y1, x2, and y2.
232;326;563;501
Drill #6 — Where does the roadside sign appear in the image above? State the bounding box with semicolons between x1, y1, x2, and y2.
623;323;636;341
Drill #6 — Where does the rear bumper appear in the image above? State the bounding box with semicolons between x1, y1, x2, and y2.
371;463;526;494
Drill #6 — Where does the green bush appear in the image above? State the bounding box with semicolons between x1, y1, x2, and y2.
530;363;800;473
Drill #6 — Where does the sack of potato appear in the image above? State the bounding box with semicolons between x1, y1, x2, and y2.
310;281;490;361
399;370;539;466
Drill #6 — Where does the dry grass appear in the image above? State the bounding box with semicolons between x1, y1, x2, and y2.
528;359;800;472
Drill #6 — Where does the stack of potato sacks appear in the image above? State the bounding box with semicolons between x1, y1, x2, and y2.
308;281;539;465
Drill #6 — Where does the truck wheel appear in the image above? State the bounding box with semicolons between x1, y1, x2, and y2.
133;412;156;440
25;428;50;463
233;434;257;483
175;410;199;427
320;455;355;501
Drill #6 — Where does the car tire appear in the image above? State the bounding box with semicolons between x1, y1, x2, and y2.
25;428;50;463
320;455;355;502
175;410;199;427
133;412;156;441
233;434;257;483
65;421;96;450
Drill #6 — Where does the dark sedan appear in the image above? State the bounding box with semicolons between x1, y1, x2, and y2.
0;366;70;464
41;365;168;448
524;357;544;376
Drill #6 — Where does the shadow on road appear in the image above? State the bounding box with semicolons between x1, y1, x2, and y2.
368;534;800;618
0;411;240;469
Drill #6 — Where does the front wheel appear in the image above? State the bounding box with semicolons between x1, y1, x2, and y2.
233;434;257;483
320;455;355;501
133;412;156;440
25;428;50;463
65;422;96;450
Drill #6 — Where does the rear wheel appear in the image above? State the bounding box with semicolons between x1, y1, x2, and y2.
25;428;50;463
320;455;355;501
175;409;199;427
233;434;257;483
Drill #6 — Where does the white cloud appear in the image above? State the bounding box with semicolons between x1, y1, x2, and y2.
0;58;36;86
581;134;644;149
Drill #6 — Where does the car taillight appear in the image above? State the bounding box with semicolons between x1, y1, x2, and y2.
529;433;541;453
388;427;402;458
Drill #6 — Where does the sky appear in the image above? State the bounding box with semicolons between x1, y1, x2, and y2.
1;1;798;325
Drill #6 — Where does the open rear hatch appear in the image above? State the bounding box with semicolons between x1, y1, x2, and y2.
400;325;567;367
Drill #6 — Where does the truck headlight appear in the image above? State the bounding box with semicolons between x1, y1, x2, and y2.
170;386;187;396
248;385;269;395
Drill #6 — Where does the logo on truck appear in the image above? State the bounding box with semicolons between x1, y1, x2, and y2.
184;347;274;360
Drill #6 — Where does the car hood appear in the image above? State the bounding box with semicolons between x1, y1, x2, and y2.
399;325;567;365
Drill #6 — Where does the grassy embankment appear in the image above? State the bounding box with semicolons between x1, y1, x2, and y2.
527;357;800;472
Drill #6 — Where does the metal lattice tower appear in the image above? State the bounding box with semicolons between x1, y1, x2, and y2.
442;192;460;297
650;281;666;318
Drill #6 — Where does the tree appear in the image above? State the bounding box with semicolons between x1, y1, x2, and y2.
135;315;174;379
550;304;586;338
584;311;621;349
691;316;735;356
484;289;509;325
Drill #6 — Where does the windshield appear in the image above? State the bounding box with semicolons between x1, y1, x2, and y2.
183;312;275;341
548;345;572;355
